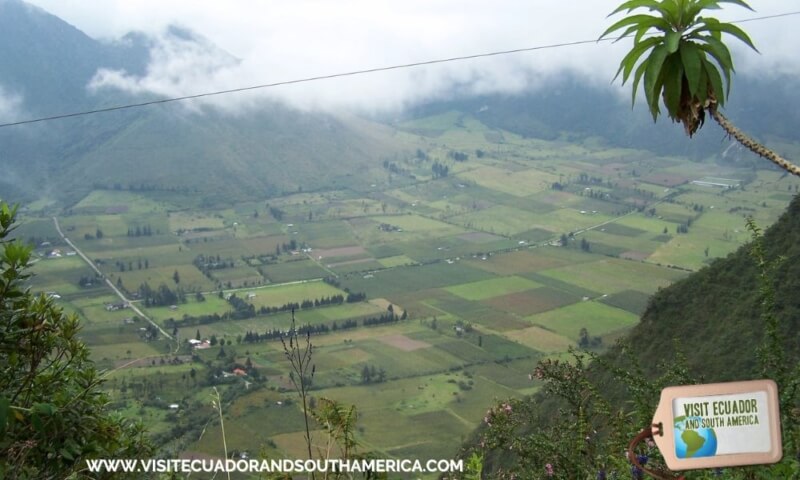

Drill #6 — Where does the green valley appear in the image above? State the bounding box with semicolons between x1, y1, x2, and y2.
18;110;800;466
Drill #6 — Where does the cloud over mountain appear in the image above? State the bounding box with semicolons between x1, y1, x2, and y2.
24;0;799;115
0;85;23;122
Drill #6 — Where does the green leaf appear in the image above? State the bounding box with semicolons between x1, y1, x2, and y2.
614;37;661;83
679;42;703;96
33;403;56;416
663;56;683;117
600;14;671;40
703;58;726;105
697;42;732;96
686;0;722;23
649;75;667;121
696;66;709;103
644;44;669;117
31;412;43;433
631;60;649;107
60;448;75;461
609;0;672;17
658;0;680;25
696;18;759;52
615;17;668;43
666;31;681;53
697;35;734;70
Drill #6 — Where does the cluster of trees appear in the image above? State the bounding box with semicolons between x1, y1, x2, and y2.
360;364;387;384
363;311;405;326
126;224;155;236
378;223;401;232
276;239;299;255
78;272;100;287
582;189;610;201
114;258;149;272
225;293;256;319
345;292;367;302
729;206;756;214
382;160;410;176
431;161;450;179
448;150;469;162
84;228;103;240
193;253;235;275
630;187;656;199
676;218;694;234
138;324;160;342
576;173;606;185
268;206;285;221
242;253;278;266
577;327;602;349
558;233;590;252
138;282;186;307
559;232;573;247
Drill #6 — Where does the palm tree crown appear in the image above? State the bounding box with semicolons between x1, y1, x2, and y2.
601;0;800;176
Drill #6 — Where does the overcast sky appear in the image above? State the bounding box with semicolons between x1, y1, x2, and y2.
22;0;800;113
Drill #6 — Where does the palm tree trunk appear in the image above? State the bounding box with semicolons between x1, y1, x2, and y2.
708;106;800;177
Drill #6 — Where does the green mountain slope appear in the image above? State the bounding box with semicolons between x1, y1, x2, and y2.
0;0;403;204
398;74;800;165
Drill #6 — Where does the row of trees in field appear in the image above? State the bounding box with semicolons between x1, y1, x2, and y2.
236;311;406;345
115;258;150;272
126;224;156;236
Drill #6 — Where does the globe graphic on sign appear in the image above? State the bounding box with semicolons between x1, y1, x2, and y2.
673;416;718;458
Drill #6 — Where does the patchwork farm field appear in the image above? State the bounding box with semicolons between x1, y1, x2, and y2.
18;111;800;472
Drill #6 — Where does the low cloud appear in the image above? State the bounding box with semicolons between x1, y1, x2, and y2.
85;24;629;116
88;27;241;113
64;0;798;115
0;85;23;123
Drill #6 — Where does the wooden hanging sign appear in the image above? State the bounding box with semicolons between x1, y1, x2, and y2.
651;379;782;470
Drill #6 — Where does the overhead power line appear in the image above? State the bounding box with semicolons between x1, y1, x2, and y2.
1;10;798;129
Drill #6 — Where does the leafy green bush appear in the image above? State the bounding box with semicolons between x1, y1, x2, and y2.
0;200;154;478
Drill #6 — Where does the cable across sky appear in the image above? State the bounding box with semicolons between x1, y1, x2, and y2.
1;10;798;129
